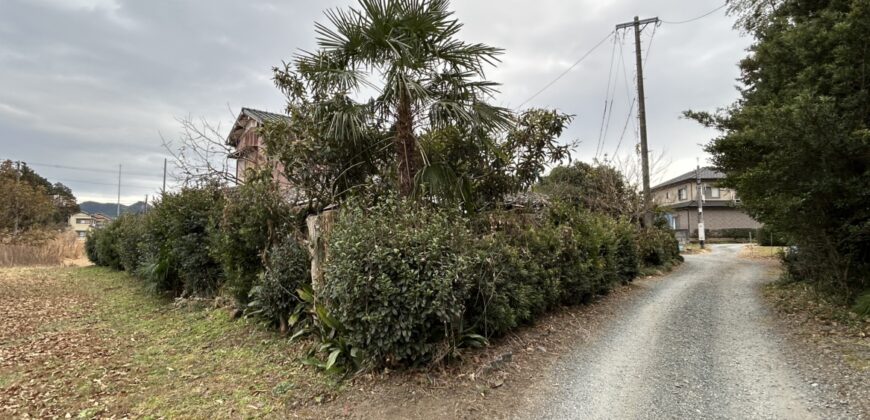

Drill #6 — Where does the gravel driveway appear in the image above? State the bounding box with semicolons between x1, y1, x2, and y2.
525;244;857;419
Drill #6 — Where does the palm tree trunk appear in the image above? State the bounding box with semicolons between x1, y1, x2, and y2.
395;89;418;196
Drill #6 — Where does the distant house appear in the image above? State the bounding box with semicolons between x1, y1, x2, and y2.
651;167;761;239
68;212;112;240
68;212;94;239
91;213;111;227
226;107;292;187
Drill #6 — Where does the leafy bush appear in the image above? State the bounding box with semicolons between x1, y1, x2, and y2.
138;185;224;296
84;229;99;264
464;208;630;337
757;225;789;246
322;198;472;367
94;222;122;270
636;227;682;268
212;170;295;305
247;234;310;331
113;213;144;272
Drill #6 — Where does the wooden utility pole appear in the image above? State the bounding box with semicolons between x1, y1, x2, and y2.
13;161;21;235
696;162;706;249
162;158;167;196
616;16;658;227
117;164;122;218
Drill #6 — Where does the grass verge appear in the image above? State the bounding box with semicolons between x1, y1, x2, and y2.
0;266;332;419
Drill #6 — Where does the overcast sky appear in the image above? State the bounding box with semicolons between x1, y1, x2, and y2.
0;0;751;204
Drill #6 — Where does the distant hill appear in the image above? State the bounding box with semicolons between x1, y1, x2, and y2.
79;201;147;219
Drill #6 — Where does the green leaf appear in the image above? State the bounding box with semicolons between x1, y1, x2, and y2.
325;349;342;370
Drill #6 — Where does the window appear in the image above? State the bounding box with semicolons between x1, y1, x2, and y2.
706;187;721;199
665;191;670;199
76;218;91;225
77;231;87;238
678;188;687;200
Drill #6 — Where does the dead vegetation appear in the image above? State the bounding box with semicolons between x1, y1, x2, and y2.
0;231;84;267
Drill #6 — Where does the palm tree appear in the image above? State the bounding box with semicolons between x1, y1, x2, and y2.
295;0;512;196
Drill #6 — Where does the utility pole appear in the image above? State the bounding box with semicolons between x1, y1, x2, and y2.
696;162;705;249
117;164;122;218
144;194;149;214
162;158;167;197
13;161;21;236
616;16;658;227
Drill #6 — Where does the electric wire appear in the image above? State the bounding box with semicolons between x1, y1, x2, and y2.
517;31;615;109
660;3;728;25
24;161;163;178
594;35;619;160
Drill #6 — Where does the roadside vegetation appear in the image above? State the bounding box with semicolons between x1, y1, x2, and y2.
0;160;84;267
83;0;682;377
688;0;869;305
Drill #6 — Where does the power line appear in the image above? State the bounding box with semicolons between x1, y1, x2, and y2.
51;177;159;191
517;31;615;109
643;21;660;65
23;161;163;178
612;97;637;158
660;3;728;25
595;35;620;160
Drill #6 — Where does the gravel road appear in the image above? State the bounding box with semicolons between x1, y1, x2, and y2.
525;244;856;420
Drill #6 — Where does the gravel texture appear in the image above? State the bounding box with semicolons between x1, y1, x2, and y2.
522;244;859;420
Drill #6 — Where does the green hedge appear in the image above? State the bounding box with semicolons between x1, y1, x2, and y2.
322;199;472;366
323;199;680;367
211;170;295;305
247;233;311;331
135;185;225;296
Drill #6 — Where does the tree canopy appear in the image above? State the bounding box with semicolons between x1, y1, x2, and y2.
0;160;80;234
687;0;869;299
264;0;575;211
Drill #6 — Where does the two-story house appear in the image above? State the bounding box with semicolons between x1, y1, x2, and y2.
651;167;761;239
67;212;111;240
226;107;292;187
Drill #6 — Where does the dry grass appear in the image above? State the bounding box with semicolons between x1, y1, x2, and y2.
739;244;784;259
0;231;84;267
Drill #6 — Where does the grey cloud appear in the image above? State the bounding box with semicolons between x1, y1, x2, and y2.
0;0;749;203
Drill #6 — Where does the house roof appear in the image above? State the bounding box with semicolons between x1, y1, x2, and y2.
226;107;291;146
652;167;724;190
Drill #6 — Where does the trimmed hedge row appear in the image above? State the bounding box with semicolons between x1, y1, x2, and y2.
322;199;682;367
88;186;682;370
86;175;308;328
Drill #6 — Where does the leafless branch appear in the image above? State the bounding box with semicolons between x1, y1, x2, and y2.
160;115;240;188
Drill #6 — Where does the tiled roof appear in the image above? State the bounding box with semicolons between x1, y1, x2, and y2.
226;107;291;146
652;167;724;190
240;108;291;125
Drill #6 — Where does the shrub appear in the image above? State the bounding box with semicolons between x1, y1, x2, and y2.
247;234;311;332
322;198;472;366
138;185;224;296
757;225;789;246
94;221;122;270
113;213;144;272
614;221;640;283
637;227;681;268
463;208;628;338
84;229;99;264
212;170;295;305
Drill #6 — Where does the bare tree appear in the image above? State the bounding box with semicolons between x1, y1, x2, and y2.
161;115;240;187
602;146;671;222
